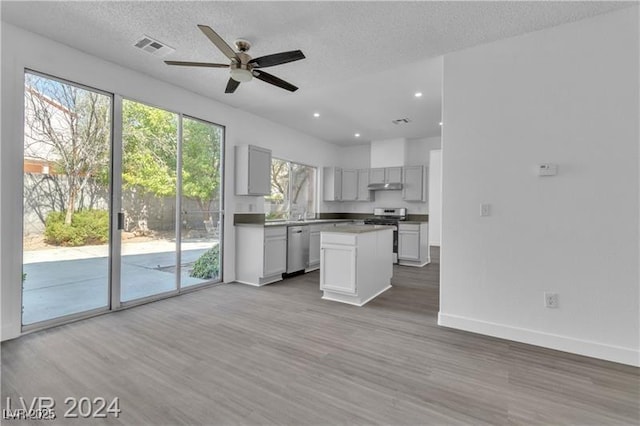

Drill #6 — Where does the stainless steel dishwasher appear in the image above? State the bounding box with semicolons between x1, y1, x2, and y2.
287;225;310;273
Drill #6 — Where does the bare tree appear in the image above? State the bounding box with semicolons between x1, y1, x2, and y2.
24;74;111;225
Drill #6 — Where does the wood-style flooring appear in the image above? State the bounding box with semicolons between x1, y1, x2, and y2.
2;248;639;425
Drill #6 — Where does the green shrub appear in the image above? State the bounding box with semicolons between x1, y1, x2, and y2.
44;210;109;246
190;245;220;280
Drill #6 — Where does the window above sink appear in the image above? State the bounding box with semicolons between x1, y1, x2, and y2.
265;158;317;221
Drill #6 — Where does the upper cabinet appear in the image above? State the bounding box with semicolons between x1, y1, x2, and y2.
326;168;374;202
369;168;386;184
235;145;271;195
341;169;358;201
403;165;427;202
323;165;426;202
386;167;403;183
323;166;343;201
356;169;374;201
369;167;402;184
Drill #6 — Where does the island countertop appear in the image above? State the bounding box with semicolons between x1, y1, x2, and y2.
319;224;395;234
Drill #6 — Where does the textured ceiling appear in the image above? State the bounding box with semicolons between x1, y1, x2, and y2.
1;1;634;145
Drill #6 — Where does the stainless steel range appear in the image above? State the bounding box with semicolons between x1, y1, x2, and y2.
363;208;407;263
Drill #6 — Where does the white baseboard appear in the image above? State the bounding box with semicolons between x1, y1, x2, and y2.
398;258;430;267
1;323;21;342
322;284;392;307
438;312;639;367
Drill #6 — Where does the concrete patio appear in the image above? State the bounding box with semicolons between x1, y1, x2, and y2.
22;239;219;325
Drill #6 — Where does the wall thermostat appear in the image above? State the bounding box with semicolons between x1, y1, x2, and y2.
538;163;558;176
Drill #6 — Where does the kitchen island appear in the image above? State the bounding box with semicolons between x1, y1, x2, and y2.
320;225;394;306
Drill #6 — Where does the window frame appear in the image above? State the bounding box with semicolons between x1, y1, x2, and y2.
265;157;317;221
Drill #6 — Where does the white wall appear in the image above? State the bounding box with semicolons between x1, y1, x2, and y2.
428;150;442;246
439;7;639;366
406;137;441;166
370;138;406;168
0;23;339;340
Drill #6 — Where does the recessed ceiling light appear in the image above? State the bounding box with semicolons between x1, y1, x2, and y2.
354;133;360;138
313;112;320;118
414;92;423;98
439;122;443;126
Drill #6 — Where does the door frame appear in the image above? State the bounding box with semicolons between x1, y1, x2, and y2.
21;73;226;332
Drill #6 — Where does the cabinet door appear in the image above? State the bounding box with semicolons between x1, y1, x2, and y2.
309;231;321;266
323;166;343;201
341;169;358;201
248;146;271;195
263;236;286;277
320;244;357;294
402;166;424;201
385;167;402;183
357;169;373;201
398;230;420;260
369;168;385;184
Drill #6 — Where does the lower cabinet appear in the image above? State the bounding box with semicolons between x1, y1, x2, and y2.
264;229;287;277
319;228;393;306
320;243;357;294
398;223;430;267
236;226;287;286
307;225;322;271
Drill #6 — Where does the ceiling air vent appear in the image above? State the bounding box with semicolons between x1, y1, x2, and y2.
392;118;411;125
133;35;175;58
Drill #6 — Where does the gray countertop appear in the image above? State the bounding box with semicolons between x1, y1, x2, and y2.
320;224;396;234
235;219;355;227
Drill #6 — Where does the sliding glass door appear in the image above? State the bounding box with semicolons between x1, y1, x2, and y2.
180;117;224;287
21;72;225;327
120;100;179;302
22;71;112;325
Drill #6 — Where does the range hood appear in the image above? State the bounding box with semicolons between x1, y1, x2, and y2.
367;182;403;191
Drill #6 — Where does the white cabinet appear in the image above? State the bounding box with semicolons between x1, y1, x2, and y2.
320;227;393;306
398;222;430;267
236;225;286;285
369;168;386;184
386;167;403;183
307;224;322;271
235;145;271;195
369;167;403;184
398;224;421;261
320;243;357;295
341;169;358;201
323;167;343;201
403;165;427;202
263;228;287;277
356;169;374;201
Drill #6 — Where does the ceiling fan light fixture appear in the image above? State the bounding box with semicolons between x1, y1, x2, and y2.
230;68;253;82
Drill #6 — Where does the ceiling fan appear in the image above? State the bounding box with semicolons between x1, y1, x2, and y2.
165;25;305;93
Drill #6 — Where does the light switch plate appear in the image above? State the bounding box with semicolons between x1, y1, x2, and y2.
538;163;558;176
480;203;491;217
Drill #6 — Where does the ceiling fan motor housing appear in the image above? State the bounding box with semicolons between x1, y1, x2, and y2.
230;52;254;82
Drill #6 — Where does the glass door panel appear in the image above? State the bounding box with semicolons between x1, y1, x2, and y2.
120;100;178;302
180;117;223;287
22;72;112;325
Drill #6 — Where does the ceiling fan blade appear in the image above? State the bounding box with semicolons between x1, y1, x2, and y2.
165;61;229;68
197;24;238;61
253;70;298;92
225;78;240;94
249;50;306;68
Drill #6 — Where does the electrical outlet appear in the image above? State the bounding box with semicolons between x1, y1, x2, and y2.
480;203;491;217
544;292;559;308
